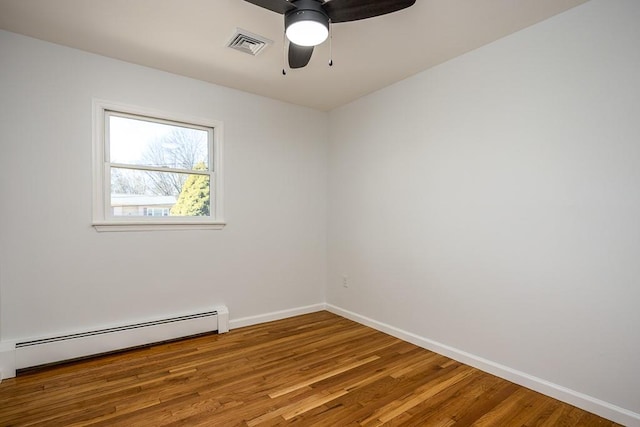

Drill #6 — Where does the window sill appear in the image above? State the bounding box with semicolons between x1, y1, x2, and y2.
93;221;226;232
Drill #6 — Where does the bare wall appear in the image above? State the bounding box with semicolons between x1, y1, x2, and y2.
328;0;640;419
0;30;327;343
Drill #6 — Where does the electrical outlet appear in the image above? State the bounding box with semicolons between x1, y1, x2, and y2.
342;275;349;288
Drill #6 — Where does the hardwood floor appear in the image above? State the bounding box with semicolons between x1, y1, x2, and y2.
0;311;618;426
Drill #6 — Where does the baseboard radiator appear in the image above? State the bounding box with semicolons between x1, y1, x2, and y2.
14;305;229;370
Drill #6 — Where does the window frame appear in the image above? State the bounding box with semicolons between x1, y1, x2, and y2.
92;99;225;232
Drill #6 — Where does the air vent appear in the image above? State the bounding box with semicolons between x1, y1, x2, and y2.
227;28;273;56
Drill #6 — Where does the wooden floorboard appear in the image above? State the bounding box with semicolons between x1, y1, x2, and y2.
0;311;620;426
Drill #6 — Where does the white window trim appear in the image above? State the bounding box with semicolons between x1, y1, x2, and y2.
92;99;225;232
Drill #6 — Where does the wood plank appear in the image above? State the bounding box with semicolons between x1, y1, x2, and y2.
0;311;620;426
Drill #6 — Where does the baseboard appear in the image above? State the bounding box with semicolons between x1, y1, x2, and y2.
326;304;640;427
229;303;327;329
0;340;17;380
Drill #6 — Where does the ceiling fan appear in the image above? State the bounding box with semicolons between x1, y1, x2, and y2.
243;0;416;69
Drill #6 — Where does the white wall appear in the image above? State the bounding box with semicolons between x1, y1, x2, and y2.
328;0;640;423
0;30;327;346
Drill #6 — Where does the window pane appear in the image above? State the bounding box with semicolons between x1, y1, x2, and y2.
109;115;209;170
111;168;210;217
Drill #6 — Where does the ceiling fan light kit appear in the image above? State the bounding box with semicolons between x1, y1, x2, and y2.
285;10;329;47
244;0;416;69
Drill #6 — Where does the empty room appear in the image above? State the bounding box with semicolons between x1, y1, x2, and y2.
0;0;638;425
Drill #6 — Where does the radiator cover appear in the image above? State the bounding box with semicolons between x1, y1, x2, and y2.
14;306;229;370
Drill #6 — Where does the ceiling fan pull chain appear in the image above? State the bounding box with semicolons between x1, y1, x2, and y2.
282;30;287;75
329;20;333;67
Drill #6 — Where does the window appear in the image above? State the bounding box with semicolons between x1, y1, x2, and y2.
93;100;224;231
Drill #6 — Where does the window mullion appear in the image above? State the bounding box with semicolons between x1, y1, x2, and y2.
109;163;210;176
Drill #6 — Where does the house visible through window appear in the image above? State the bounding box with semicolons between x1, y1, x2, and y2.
143;207;170;217
93;101;224;231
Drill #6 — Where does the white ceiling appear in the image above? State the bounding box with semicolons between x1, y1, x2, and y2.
0;0;588;111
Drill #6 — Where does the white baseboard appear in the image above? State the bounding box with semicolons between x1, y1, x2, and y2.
0;341;17;380
326;304;640;427
229;303;326;329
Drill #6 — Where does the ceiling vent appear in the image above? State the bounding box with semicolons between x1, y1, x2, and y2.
227;28;273;56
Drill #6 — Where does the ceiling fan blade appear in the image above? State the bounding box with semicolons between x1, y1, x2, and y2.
243;0;296;15
289;43;314;69
323;0;415;23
